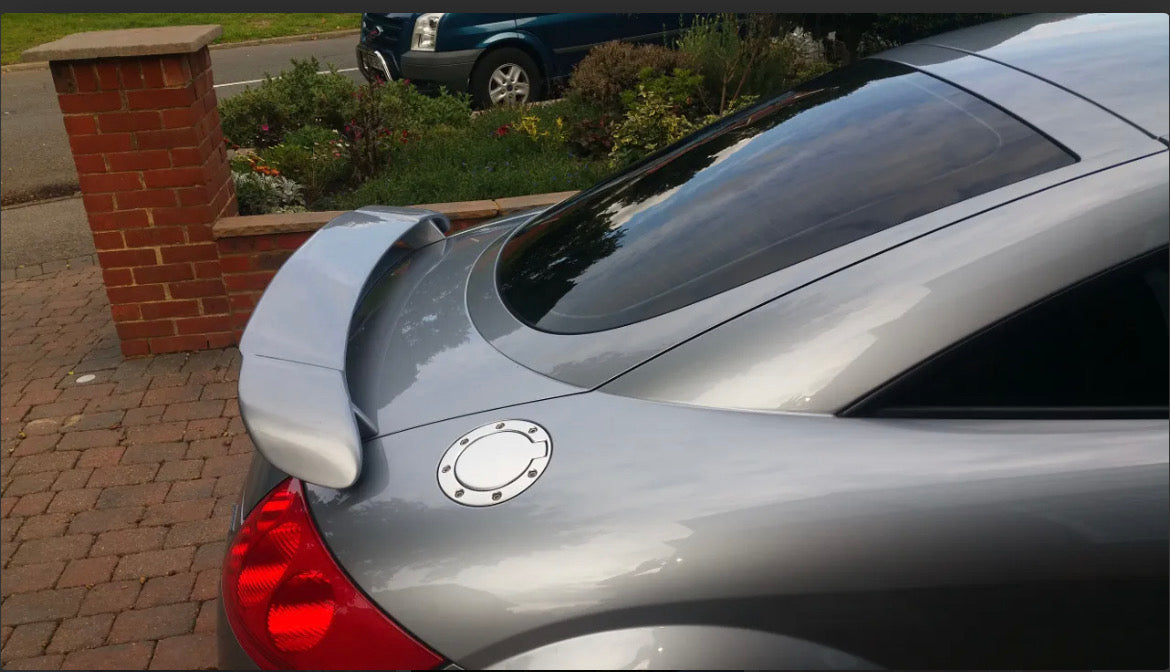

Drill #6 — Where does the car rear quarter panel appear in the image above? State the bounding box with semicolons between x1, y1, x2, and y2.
485;625;876;669
306;391;1168;668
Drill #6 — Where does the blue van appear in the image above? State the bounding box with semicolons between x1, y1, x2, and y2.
356;13;692;107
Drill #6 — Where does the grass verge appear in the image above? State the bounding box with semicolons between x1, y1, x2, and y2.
1;13;358;65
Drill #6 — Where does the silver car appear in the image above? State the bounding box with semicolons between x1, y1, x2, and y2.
218;13;1168;670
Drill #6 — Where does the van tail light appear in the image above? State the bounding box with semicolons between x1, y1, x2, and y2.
222;478;444;670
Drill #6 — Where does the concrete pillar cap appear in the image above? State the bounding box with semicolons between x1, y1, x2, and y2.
22;25;223;62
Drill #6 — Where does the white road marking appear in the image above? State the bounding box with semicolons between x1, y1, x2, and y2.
214;67;360;89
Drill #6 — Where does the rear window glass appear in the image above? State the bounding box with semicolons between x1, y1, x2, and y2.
496;59;1076;334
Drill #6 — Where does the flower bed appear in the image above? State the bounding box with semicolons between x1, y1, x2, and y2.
219;15;839;216
220;60;615;215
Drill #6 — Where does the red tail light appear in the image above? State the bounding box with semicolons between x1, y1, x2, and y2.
222;478;444;669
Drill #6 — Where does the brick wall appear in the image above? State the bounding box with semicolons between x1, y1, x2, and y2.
28;26;579;357
53;48;236;357
216;231;312;341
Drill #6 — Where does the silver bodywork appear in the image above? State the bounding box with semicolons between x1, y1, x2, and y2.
308;399;1167;668
909;13;1168;138
222;13;1169;670
471;16;1166;392
607;152;1168;412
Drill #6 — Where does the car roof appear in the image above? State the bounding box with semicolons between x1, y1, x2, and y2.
919;13;1169;139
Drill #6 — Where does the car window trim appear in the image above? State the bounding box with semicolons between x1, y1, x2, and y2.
864;406;1169;420
841;244;1170;420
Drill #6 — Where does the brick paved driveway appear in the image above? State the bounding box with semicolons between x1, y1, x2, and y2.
2;263;248;669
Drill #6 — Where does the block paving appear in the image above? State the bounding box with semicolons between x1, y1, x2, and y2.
2;264;247;669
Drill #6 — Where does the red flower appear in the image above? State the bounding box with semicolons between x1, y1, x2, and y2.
494;125;510;137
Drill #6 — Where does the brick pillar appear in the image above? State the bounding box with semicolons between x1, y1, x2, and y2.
24;26;237;357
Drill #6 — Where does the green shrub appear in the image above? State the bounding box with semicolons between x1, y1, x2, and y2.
567;40;694;112
346;78;471;134
283;125;342;149
232;171;305;215
609;86;697;169
396;84;473;130
608;64;766;168
678;14;831;114
254;126;350;205
618;67;705;115
538;97;618;159
608;67;720;168
228;150;257;173
220;58;356;148
754;29;834;96
341;80;472;181
795;14;1011;62
564;113;618;159
562;16;832;168
320;105;610;210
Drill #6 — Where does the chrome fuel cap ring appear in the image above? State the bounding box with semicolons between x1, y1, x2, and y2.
438;420;551;506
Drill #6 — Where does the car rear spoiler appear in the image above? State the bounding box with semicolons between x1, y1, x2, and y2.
237;207;450;489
